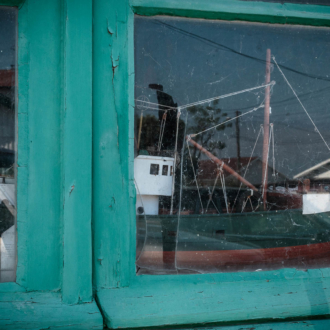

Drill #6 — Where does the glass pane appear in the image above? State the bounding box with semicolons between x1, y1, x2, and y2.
0;7;17;282
134;16;330;275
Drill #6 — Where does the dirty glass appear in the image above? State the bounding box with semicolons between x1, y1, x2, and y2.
134;16;330;275
0;7;17;282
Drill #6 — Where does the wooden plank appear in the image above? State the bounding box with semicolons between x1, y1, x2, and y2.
92;0;330;328
98;270;330;328
130;0;330;26
62;0;93;304
93;0;135;289
0;282;25;293
15;0;63;291
0;292;103;329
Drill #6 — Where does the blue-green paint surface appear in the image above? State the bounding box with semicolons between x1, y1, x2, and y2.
94;0;330;328
0;292;103;329
1;0;330;328
98;268;330;328
16;0;62;292
62;0;93;305
131;0;330;26
0;0;102;328
93;0;135;290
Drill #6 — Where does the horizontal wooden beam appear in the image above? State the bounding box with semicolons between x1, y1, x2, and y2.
130;0;330;27
98;268;330;328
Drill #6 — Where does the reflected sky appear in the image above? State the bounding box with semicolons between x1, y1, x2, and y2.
0;7;16;70
135;16;330;179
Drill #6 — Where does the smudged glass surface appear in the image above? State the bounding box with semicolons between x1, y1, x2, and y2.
134;16;330;274
0;7;17;282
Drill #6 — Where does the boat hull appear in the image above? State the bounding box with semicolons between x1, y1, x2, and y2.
136;210;330;272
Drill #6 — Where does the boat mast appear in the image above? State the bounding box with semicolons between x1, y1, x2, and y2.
262;49;271;209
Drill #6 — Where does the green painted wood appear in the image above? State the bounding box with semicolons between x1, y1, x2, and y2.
98;269;330;328
1;0;94;301
15;0;63;291
62;0;93;304
131;267;330;286
0;2;102;327
0;282;25;293
131;0;330;26
94;0;330;328
0;292;103;329
93;0;135;289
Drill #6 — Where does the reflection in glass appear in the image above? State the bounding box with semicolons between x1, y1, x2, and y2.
0;7;17;282
135;16;330;274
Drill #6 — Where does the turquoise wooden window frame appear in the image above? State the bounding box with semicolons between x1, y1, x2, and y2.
93;0;330;329
0;0;102;328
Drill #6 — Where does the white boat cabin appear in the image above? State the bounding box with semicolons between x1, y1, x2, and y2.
134;155;174;215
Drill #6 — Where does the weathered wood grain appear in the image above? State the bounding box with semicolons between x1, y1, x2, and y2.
62;0;93;304
0;292;103;329
131;0;330;26
99;269;330;328
93;0;136;289
94;2;330;328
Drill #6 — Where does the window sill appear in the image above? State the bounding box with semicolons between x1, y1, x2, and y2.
97;268;330;329
0;291;103;329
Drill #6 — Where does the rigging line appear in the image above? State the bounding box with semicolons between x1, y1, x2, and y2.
175;111;188;272
158;119;163;151
134;104;171;112
157;110;167;151
186;139;204;214
135;99;177;111
231;125;263;212
249;196;254;212
205;170;220;213
211;199;221;215
178;110;188;217
154;19;330;83
180;81;275;111
262;125;272;200
273;56;330;152
193;101;265;138
241;197;248;213
137;81;274;113
220;171;229;213
170;109;182;215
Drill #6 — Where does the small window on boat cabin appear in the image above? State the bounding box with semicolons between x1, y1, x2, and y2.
0;7;17;283
150;164;159;175
134;15;330;275
162;165;168;176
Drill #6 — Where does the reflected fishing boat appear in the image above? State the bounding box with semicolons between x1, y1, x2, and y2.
134;49;330;273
